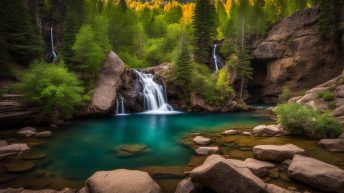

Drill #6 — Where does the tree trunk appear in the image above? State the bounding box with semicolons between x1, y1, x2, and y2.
240;76;244;99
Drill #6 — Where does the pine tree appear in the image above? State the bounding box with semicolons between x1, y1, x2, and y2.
192;0;217;64
237;49;252;99
175;38;192;96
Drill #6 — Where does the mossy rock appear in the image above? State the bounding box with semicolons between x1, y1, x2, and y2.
5;161;35;173
21;150;46;160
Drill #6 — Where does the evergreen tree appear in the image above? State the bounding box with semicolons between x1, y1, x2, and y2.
175;38;192;96
192;0;217;64
237;50;252;98
0;0;42;64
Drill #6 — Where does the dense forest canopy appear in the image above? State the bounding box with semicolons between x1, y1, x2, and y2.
1;0;341;119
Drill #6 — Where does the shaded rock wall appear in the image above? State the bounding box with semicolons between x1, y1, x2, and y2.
250;7;344;104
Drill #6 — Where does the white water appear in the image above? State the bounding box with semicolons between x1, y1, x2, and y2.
212;44;219;73
116;95;127;116
50;26;57;64
134;70;180;114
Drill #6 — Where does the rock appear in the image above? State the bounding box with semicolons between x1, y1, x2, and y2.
195;146;219;156
339;133;344;139
268;168;280;179
0;140;8;147
0;144;30;155
193;136;211;145
288;155;344;193
0;188;74;193
84;52;125;115
252;125;282;137
113;144;151;157
253;144;305;161
85;169;162;193
5;161;35;173
222;130;240;135
190;154;267;193
21;150;46;160
244;158;275;177
318;139;344;152
242;132;253;136
266;184;292;193
35;131;52;138
174;178;197;193
17;127;37;137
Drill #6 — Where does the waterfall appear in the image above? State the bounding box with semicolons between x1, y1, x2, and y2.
212;43;224;73
116;95;126;115
134;70;178;114
50;26;57;64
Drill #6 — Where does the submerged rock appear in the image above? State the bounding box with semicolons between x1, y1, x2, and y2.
21;150;46;160
17;127;37;137
5;161;35;173
193;136;212;145
190;154;267;193
252;125;282;137
288;155;344;193
113;144;151;157
85;169;162;193
318;139;344;152
253;144;305;161
195;146;219;156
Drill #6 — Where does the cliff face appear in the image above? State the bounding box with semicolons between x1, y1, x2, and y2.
249;7;344;104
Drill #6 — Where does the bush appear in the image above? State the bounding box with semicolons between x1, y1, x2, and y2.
275;103;343;139
319;90;335;101
279;87;292;103
14;61;88;119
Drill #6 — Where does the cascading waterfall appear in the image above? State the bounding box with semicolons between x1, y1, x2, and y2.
134;70;177;114
212;43;224;73
116;95;126;115
50;26;57;64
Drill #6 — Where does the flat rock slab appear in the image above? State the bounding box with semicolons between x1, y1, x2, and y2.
195;146;218;156
252;125;282;137
0;144;30;154
85;169;162;193
113;144;151;157
318;139;344;152
190;154;266;193
5;161;35;173
253;144;305;161
288;155;344;193
193;136;211;145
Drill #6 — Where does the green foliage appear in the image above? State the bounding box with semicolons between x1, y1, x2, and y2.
279;87;292;103
14;61;87;119
174;40;192;96
216;67;234;96
192;0;217;64
319;90;335;101
72;24;106;84
237;50;253;79
275;103;343;139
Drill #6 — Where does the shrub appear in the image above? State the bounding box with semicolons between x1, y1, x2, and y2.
318;90;335;101
279;87;292;103
14;61;88;119
275;103;343;139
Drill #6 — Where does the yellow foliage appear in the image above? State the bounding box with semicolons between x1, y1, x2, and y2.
181;3;195;24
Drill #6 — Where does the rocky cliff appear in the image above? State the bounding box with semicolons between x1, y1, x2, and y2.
249;6;344;104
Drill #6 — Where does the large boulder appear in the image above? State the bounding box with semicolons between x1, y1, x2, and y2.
249;7;344;103
288;155;344;193
84;52;125;115
189;154;267;193
85;169;162;193
318;139;344;152
252;125;283;137
253;144;305;161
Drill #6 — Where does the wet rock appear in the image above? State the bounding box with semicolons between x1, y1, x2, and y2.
244;158;275;177
0;144;30;155
222;130;240;135
5;161;35;173
113;144;151;157
266;184;292;193
36;131;52;138
288;155;344;193
252;125;282;137
0;188;74;193
21;150;46;160
253;144;305;161
85;169;162;193
318;139;344;152
17;127;37;137
241;132;253;136
190;154;267;193
195;146;219;156
193;136;211;145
